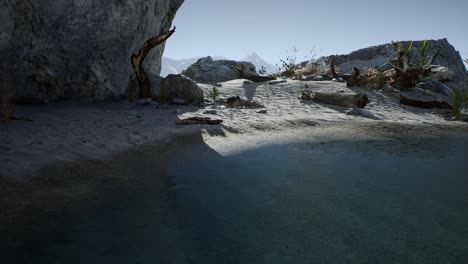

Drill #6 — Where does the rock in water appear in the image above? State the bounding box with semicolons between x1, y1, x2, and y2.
1;0;184;103
182;56;258;83
160;74;204;106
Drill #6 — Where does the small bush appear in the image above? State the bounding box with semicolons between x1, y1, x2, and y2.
356;67;389;89
257;66;267;76
208;86;220;103
299;81;313;100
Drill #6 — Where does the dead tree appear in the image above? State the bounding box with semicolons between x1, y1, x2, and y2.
131;26;176;99
330;55;338;79
346;67;360;87
387;41;439;90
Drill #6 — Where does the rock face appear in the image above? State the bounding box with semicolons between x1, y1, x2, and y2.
160;74;204;105
182;56;257;83
302;39;466;92
0;0;184;103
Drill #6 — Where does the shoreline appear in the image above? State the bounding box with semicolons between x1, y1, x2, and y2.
1;79;468;252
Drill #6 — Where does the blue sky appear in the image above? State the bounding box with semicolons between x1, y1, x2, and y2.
164;0;467;65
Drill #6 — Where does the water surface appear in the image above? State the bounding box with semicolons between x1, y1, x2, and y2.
4;135;468;263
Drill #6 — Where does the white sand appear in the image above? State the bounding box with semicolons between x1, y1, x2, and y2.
1;79;467;179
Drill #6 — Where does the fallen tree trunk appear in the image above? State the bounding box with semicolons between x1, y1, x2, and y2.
176;117;223;125
312;91;369;108
131;27;176;99
235;65;276;82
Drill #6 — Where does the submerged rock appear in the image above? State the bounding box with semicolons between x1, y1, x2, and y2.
182;56;257;83
1;0;184;103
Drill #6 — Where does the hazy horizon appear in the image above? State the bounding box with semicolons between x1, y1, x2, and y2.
164;0;467;67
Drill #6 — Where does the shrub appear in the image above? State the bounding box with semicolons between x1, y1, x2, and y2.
276;46;299;78
356;67;389;89
208;86;220;103
257;66;267;76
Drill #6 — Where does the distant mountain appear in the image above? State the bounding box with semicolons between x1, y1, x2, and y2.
160;57;198;77
161;56;230;77
241;53;277;74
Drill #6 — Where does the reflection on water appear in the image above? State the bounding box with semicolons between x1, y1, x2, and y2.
4;136;468;263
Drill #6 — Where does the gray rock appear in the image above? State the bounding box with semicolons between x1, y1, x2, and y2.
257;110;268;114
172;98;186;105
1;0;184;103
345;108;380;120
301;39;466;92
182;56;257;83
313;76;325;81
416;81;454;97
421;66;456;83
137;98;152;105
160;74;204;105
400;87;452;109
332;77;344;82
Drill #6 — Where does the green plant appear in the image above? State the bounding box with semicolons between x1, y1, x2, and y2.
405;41;413;64
418;39;428;65
453;88;461;119
208;86;220;103
257;66;267;76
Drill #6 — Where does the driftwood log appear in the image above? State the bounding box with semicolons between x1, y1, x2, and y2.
312;91;369;108
176;117;223;125
131;27;176;99
235;65;276;82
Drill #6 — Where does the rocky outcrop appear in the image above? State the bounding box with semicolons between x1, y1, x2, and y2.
302;39;466;92
182;56;258;83
160;74;204;105
0;0;184;103
400;86;453;109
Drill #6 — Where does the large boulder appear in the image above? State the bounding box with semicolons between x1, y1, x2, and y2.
400;86;453;109
0;0;184;103
182;56;258;83
302;39;466;92
160;74;204;105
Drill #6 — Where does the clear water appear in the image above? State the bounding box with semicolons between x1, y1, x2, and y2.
4;136;468;263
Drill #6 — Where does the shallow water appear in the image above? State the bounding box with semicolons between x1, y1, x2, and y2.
4;135;468;263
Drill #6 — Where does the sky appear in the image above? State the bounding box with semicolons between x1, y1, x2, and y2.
164;0;468;66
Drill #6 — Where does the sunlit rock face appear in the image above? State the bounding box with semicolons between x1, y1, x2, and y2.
302;39;467;92
0;0;183;103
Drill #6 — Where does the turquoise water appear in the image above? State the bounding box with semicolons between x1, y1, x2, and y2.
4;136;468;263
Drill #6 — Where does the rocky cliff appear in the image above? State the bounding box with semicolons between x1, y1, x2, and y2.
302;39;467;91
0;0;184;103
